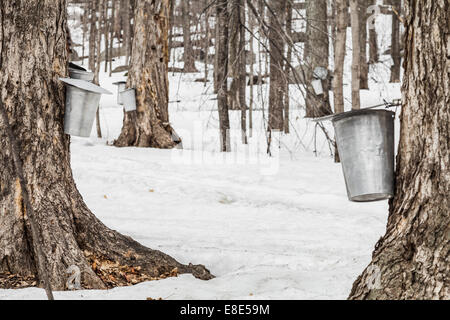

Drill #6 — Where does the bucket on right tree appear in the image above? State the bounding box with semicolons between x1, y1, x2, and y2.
332;109;395;202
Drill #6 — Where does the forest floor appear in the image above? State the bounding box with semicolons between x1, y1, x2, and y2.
0;10;402;299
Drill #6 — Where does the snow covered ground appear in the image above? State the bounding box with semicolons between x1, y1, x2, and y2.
0;6;403;300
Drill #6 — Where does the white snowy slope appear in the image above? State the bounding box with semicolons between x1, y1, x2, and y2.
0;8;402;300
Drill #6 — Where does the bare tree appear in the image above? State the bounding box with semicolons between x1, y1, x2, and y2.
114;0;180;148
389;0;401;83
181;0;198;72
359;0;369;89
0;0;212;290
305;0;332;117
216;0;231;151
350;0;361;110
349;0;449;299
268;0;286;130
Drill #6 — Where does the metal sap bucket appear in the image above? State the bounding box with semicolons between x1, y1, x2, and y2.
119;88;137;112
60;78;112;137
69;68;94;82
113;81;127;105
332;109;395;202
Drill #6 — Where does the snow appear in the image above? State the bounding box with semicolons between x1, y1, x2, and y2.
0;7;402;300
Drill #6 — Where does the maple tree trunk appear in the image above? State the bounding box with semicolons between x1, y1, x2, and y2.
349;0;449;299
350;0;361;110
268;0;286;129
181;0;198;72
304;0;332;117
359;0;369;89
114;0;180;148
390;0;401;83
216;0;231;152
0;0;212;291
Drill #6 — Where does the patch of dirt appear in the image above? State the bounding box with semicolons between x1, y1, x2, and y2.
0;272;37;289
84;251;178;289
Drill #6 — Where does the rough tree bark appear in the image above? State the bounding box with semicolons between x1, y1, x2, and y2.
350;0;361;110
181;0;198;72
349;0;449;299
88;0;97;71
359;0;369;89
368;0;379;64
268;0;286;129
0;0;212;290
333;0;347;162
114;0;180;148
238;0;247;144
216;0;231;152
304;0;332;117
284;0;292;134
389;0;401;83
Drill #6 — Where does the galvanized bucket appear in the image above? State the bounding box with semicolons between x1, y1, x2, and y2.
60;78;112;137
332;109;395;202
69;68;94;82
119;88;137;112
113;81;127;105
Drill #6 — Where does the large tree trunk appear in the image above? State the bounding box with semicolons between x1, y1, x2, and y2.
304;0;332;117
349;0;449;299
114;0;179;148
0;0;212;291
268;0;286;129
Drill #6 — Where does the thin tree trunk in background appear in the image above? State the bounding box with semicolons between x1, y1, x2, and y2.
368;0;379;64
268;0;286;130
284;0;292;134
238;0;247;144
213;12;220;93
350;0;361;110
216;0;231;152
228;0;240;110
123;0;131;65
359;0;369;89
89;0;97;71
109;0;116;76
333;0;347;162
390;0;401;83
168;0;174;59
94;0;104;138
349;0;449;299
305;0;332;117
181;0;198;72
333;0;346;115
104;0;109;72
248;7;254;138
82;2;88;64
204;0;209;87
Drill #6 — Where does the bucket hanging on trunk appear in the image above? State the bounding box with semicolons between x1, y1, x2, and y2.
314;108;395;202
113;81;127;105
60;78;112;137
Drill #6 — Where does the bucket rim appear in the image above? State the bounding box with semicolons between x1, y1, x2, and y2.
312;108;395;123
69;68;93;75
331;109;395;123
68;62;87;71
112;81;127;85
119;88;136;94
59;78;113;95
